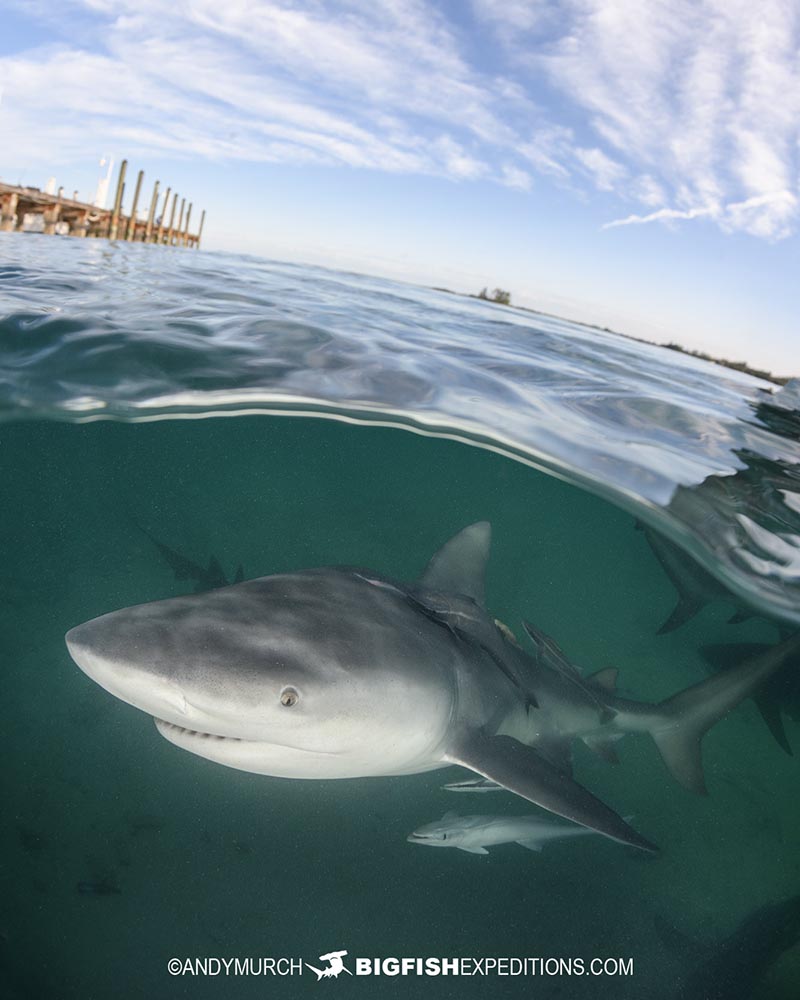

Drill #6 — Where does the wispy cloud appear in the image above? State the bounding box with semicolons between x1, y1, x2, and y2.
603;206;716;230
534;0;800;238
1;1;798;238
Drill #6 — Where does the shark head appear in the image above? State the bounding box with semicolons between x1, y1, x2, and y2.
407;811;469;848
66;567;459;778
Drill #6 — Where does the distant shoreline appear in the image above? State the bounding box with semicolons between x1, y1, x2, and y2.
430;287;791;386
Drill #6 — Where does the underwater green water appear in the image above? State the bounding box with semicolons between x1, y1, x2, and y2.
2;414;798;999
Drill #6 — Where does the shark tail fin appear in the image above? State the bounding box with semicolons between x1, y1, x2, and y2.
754;693;793;756
701;642;793;755
656;596;703;635
650;632;800;793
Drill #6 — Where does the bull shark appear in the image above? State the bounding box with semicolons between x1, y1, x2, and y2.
133;521;243;593
65;522;800;853
407;811;599;855
638;523;754;633
658;893;800;1000
701;638;800;756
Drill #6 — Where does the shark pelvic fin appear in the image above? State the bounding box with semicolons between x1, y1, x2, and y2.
583;733;621;765
445;732;657;853
419;522;491;606
516;839;544;852
587;667;618;691
651;632;800;793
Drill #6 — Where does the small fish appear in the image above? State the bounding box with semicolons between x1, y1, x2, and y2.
442;778;503;793
77;880;121;896
126;813;165;836
407;811;602;855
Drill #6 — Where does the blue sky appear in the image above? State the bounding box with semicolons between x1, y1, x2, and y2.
0;0;797;375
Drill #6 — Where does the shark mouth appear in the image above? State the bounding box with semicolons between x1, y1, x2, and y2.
155;718;341;756
155;719;244;742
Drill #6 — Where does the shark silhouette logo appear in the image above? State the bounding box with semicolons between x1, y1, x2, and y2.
306;950;352;980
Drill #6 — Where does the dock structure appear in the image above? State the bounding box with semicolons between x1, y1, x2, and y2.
0;160;204;247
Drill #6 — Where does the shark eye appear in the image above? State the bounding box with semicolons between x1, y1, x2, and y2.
280;687;299;708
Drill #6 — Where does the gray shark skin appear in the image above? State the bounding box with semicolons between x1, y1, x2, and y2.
66;523;800;853
637;523;754;633
669;893;800;1000
407;811;599;855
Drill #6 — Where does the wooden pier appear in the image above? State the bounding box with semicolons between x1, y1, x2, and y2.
0;159;205;247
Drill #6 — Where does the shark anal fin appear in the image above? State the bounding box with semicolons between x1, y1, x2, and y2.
516;839;544;852
458;845;489;855
445;732;657;853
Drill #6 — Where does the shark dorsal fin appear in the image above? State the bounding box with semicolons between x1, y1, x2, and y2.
588;667;618;691
441;810;458;821
419;522;491;606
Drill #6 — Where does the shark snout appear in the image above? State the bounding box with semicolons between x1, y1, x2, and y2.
66;619;190;720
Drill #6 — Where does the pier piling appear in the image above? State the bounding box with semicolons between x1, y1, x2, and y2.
126;169;144;241
183;203;192;247
166;192;179;246
145;180;160;242
0;160;204;247
156;186;171;244
109;159;128;240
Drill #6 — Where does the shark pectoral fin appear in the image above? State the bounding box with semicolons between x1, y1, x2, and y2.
583;733;621;765
419;522;491;606
515;839;544;852
445;733;658;853
657;597;703;635
459;846;489;855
